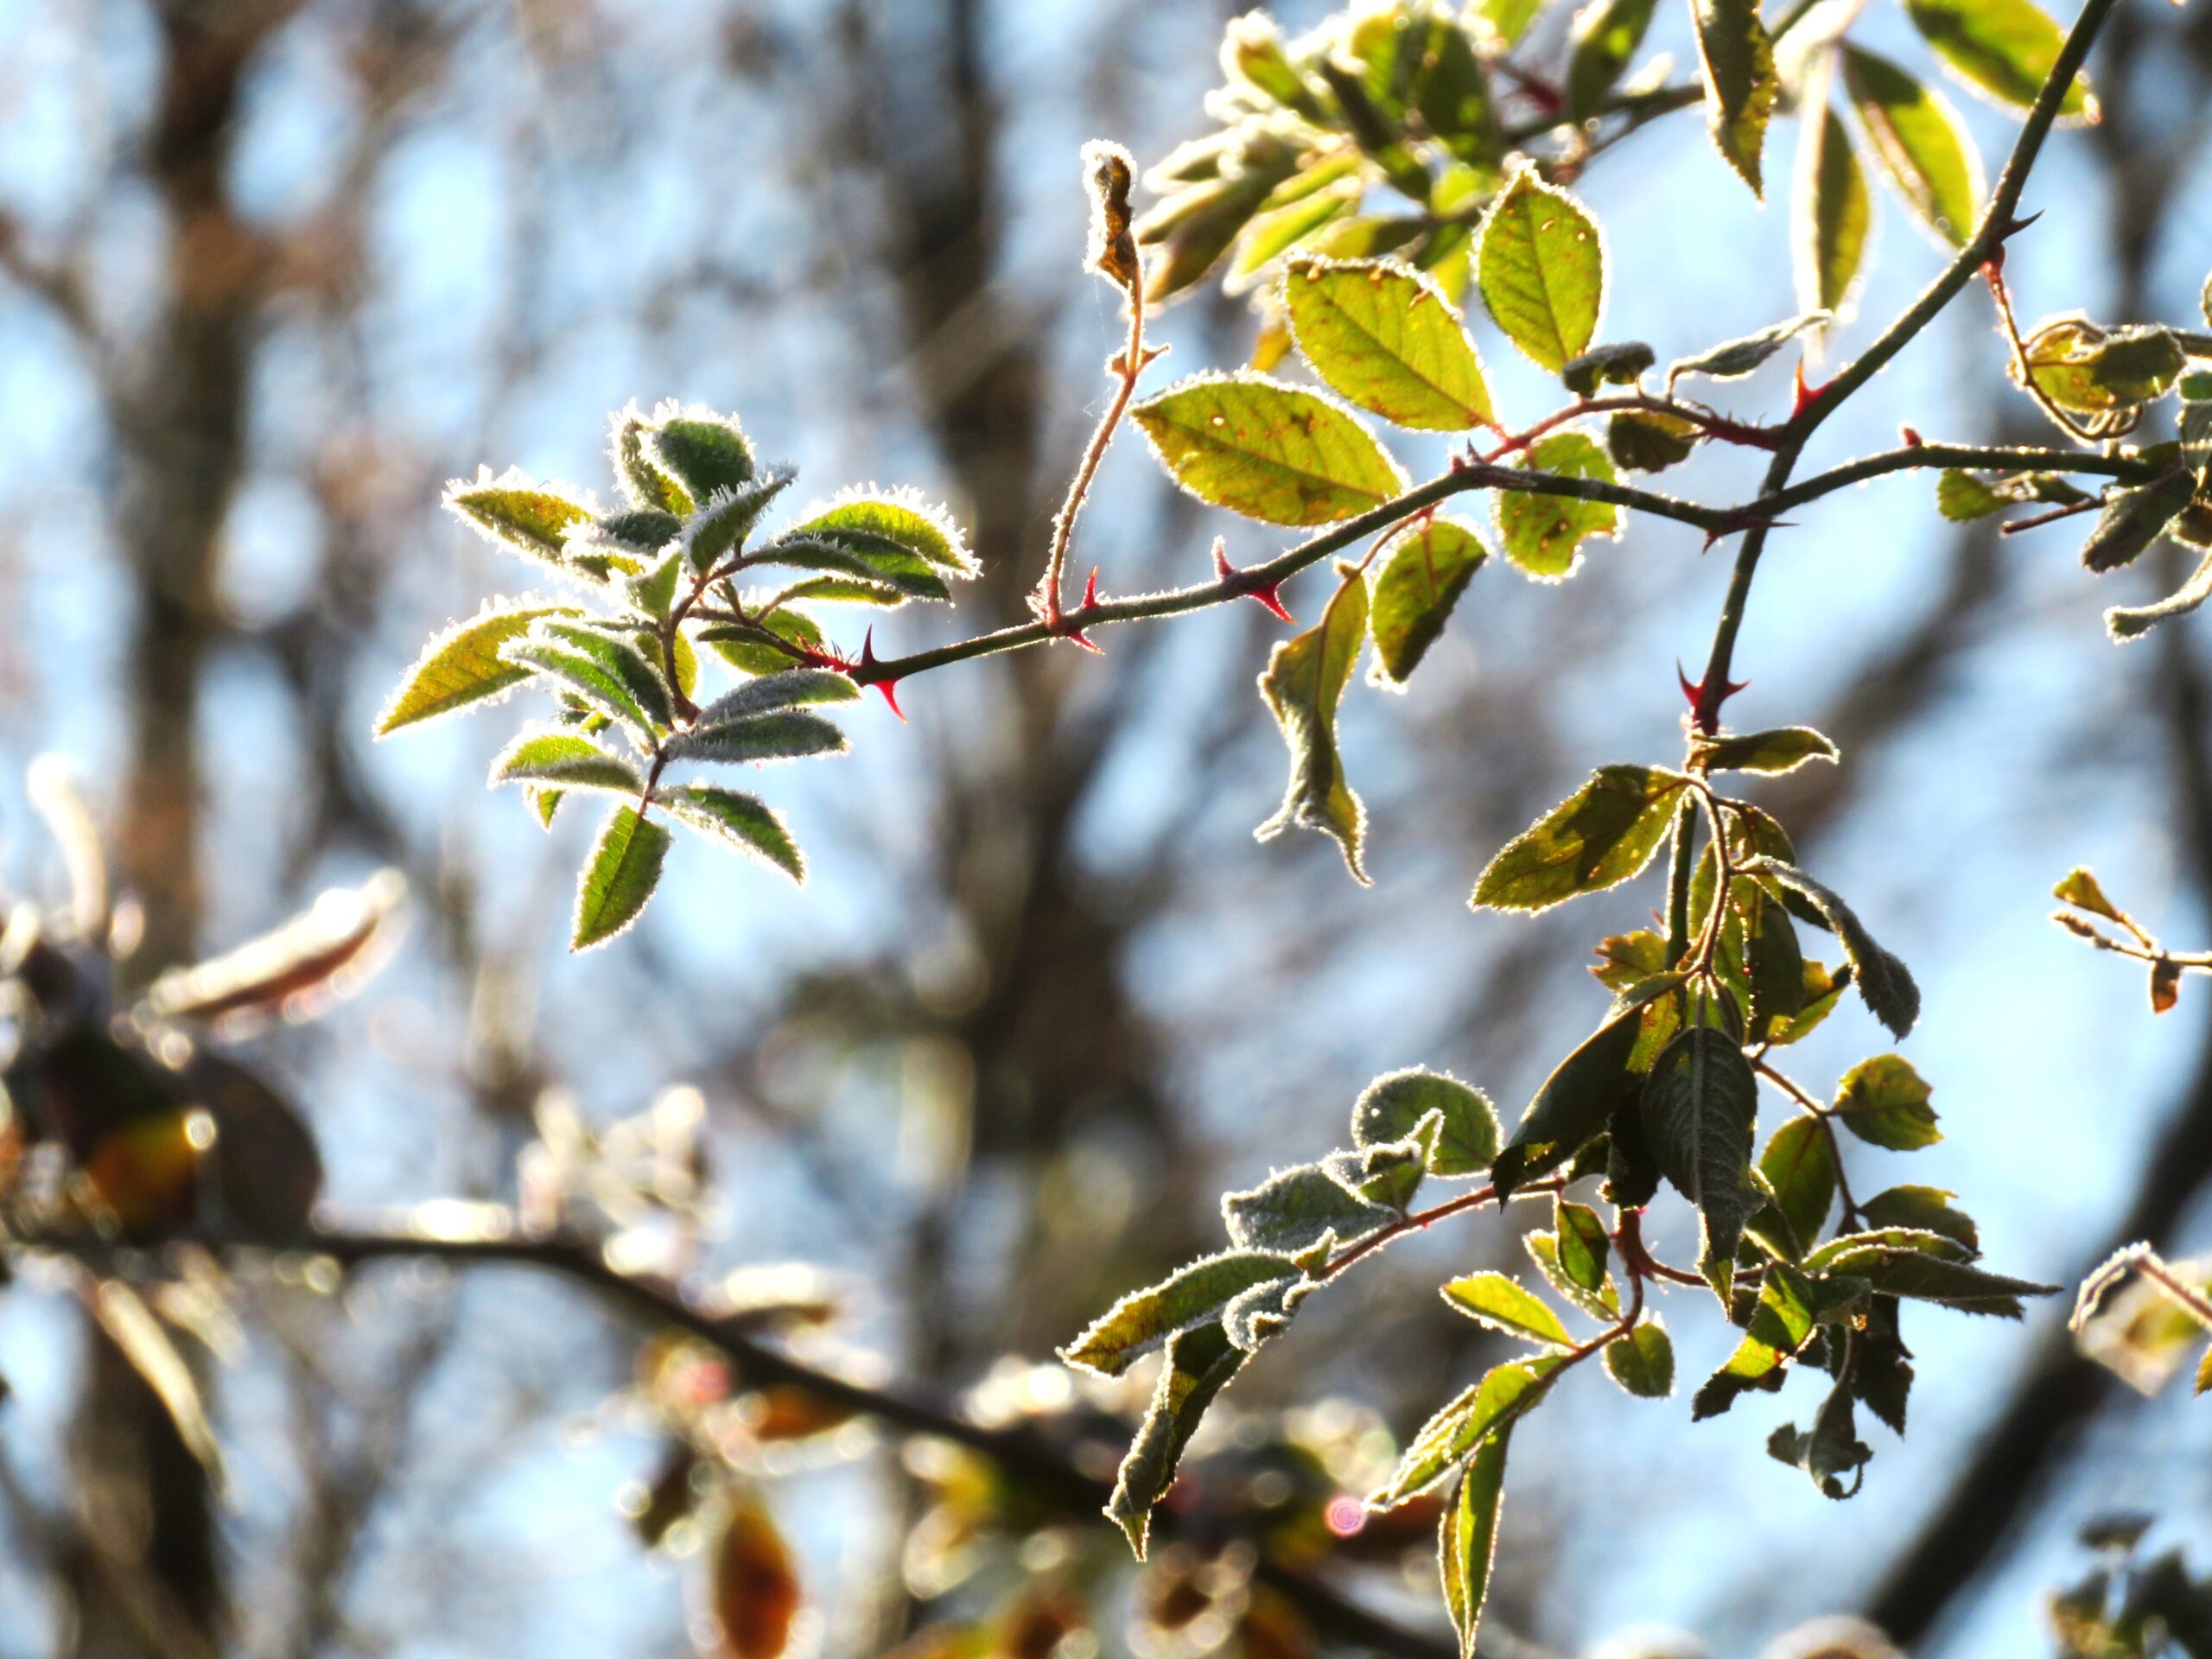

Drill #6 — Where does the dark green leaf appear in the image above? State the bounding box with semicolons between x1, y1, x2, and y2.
1640;1020;1763;1295
1834;1053;1941;1150
1410;13;1504;173
658;785;804;880
1061;1252;1300;1376
1135;375;1407;526
691;670;861;726
1526;1230;1620;1319
2081;471;2198;573
1353;1067;1501;1176
1769;1377;1871;1498
1903;0;2094;117
1667;312;1829;391
573;805;671;950
1566;0;1661;121
700;610;826;676
1693;0;1779;197
1603;1316;1675;1398
1256;566;1371;882
683;467;796;573
1692;1264;1815;1419
1492;973;1686;1197
1476;166;1605;372
1812;1244;2056;1315
1441;1432;1511;1659
1607;410;1701;474
744;536;952;602
1859;1185;1980;1252
1323;1136;1429;1214
1473;764;1688;912
1368;516;1489;683
1105;1324;1243;1556
376;600;575;736
1554;1198;1611;1290
662;711;849;767
488;730;644;795
1746;858;1921;1039
1690;726;1839;775
1495;432;1620;580
1759;1116;1837;1258
1796;101;1871;315
502;639;661;739
1841;48;1980;247
1560;340;1655;397
1284;257;1494;430
645;409;756;500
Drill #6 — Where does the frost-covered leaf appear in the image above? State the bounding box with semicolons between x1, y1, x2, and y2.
1841;48;1980;247
1061;1252;1300;1376
1255;566;1370;881
1284;257;1493;430
1477;166;1605;372
1667;312;1830;391
1105;1324;1243;1556
1496;432;1620;580
2081;472;2198;573
611;405;694;515
503;634;664;741
2109;548;2212;642
1834;1053;1941;1150
376;600;574;736
684;468;797;574
691;671;860;727
1352;1067;1501;1176
1694;0;1779;197
1369;516;1489;683
700;609;829;676
1903;0;2094;117
658;785;804;881
1474;764;1688;912
1747;858;1921;1038
442;469;596;570
745;536;952;602
779;489;976;576
1135;374;1408;526
1223;1162;1391;1255
1796;101;1872;314
663;712;849;767
645;408;756;501
489;730;645;795
573;805;671;950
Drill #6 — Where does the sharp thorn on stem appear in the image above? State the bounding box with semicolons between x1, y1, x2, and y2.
1212;538;1295;623
858;626;906;721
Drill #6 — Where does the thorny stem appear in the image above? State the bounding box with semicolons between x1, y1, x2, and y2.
1038;282;1149;631
1317;1177;1566;1280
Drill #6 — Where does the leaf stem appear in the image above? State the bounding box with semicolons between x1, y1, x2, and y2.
1037;281;1149;630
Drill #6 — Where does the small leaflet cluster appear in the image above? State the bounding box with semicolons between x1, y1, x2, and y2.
2046;1517;2212;1659
377;400;974;949
1066;724;2057;1656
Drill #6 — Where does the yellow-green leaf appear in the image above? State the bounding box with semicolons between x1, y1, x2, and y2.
1368;516;1490;683
1566;0;1661;122
1694;0;1779;197
1796;101;1872;315
1134;374;1408;526
1903;0;2094;118
1284;257;1494;431
1441;1271;1573;1349
1842;47;1981;246
1495;431;1619;580
1475;763;1688;912
1440;1432;1511;1659
1476;166;1605;372
573;805;671;951
375;600;573;736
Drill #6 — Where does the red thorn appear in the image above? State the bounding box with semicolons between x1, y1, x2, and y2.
1901;425;1924;448
1213;538;1296;623
1064;567;1105;653
858;626;906;721
1790;360;1830;421
1677;662;1702;712
1679;662;1750;730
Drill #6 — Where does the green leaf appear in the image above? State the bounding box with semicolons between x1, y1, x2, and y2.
1492;973;1686;1197
2108;547;2212;642
644;409;756;500
1937;468;2011;520
1482;0;1548;48
1603;1316;1675;1397
1442;1272;1572;1349
780;490;976;576
1104;1323;1243;1556
1228;181;1363;294
1283;257;1494;431
691;670;861;726
502;639;661;740
442;471;597;570
1495;432;1620;581
1255;566;1371;882
1759;1116;1837;1257
1812;1243;2056;1314
2081;471;2199;574
1690;726;1839;775
1640;1020;1764;1295
1323;1135;1430;1214
1834;1054;1941;1150
1476;166;1605;372
1223;1163;1390;1255
1526;1230;1620;1320
1667;312;1829;391
1796;101;1872;315
1473;764;1688;912
488;730;644;795
1554;1198;1611;1290
1219;1273;1315;1352
1859;1185;1980;1252
745;536;952;603
1903;0;2094;118
611;408;694;515
1804;1225;1971;1271
1370;1359;1554;1511
682;467;796;573
2020;321;2185;416
1841;48;1981;248
1353;1068;1501;1176
1560;340;1656;397
530;788;563;829
1440;1432;1511;1659
1134;374;1408;526
1607;410;1701;474
539;620;674;723
658;785;804;880
1061;1252;1300;1376
1368;516;1489;683
1746;858;1921;1039
1693;1263;1816;1418
662;711;849;767
573;805;671;950
1410;13;1504;173
1770;1379;1871;1498
701;609;827;676
1566;0;1661;122
1693;0;1779;197
376;600;575;736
